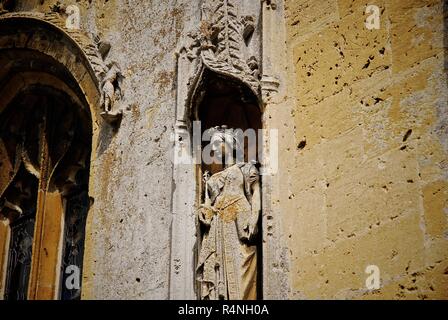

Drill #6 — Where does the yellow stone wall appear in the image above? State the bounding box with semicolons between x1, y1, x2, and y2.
282;0;447;299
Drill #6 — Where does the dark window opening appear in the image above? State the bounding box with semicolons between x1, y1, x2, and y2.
0;85;91;300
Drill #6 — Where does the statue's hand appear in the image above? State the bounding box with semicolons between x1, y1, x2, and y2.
240;222;256;242
248;223;258;241
247;212;259;240
198;204;216;226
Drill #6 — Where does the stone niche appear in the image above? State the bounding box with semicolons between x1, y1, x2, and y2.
169;0;290;300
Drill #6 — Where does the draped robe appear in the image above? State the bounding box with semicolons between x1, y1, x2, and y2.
196;162;259;300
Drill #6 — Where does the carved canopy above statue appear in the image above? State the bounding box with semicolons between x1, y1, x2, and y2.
177;0;262;117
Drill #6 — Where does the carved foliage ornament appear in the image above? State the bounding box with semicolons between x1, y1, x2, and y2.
180;0;260;98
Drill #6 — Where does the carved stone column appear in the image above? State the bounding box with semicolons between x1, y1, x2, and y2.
261;0;280;106
260;0;291;299
169;47;199;299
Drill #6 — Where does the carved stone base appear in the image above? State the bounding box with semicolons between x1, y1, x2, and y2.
100;110;123;125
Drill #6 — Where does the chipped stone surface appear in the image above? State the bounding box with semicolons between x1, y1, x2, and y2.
0;0;446;300
10;0;193;299
284;0;448;299
78;0;189;300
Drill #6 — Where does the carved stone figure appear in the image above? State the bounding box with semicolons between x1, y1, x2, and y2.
196;126;261;300
93;35;124;123
100;61;123;121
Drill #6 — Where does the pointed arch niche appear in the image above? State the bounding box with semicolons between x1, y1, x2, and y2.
170;0;291;300
194;70;262;174
169;0;267;299
171;68;263;300
196;70;263;299
0;12;107;300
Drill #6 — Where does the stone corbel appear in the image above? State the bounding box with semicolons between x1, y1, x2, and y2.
261;75;280;106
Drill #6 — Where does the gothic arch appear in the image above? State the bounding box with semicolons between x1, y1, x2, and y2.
0;11;105;300
0;11;109;129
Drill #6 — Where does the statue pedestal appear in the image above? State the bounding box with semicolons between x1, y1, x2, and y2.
101;110;122;125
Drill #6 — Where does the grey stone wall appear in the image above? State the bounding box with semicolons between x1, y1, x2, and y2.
79;0;191;299
11;0;199;299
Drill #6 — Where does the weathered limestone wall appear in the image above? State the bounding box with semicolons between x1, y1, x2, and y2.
281;0;448;299
7;0;446;300
78;0;189;300
12;0;193;299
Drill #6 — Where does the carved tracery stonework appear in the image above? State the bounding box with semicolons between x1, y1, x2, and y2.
0;10;124;124
178;0;261;103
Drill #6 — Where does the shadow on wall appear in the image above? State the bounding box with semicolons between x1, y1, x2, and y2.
96;122;119;158
444;1;448;84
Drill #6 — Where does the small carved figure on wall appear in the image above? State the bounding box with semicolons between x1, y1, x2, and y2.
196;126;261;300
100;61;123;121
94;36;124;124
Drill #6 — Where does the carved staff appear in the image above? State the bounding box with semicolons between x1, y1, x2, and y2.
202;170;210;205
199;170;213;226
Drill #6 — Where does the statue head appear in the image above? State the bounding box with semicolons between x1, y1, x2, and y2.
209;125;243;165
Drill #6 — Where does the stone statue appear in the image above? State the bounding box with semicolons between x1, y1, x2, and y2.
100;61;123;122
93;35;124;124
196;126;261;300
